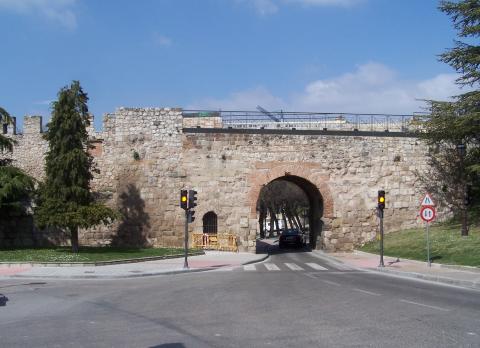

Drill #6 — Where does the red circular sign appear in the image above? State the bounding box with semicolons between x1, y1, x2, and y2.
420;206;436;222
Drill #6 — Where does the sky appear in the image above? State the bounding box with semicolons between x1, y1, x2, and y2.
0;0;468;130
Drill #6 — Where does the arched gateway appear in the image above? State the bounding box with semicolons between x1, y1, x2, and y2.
248;164;334;250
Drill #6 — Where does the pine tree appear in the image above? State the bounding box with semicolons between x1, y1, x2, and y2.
420;0;480;235
35;81;117;253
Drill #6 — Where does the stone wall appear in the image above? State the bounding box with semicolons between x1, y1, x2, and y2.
2;107;433;252
180;132;429;251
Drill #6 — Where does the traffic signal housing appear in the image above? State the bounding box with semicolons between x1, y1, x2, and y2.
188;190;197;209
188;209;195;223
378;190;385;210
180;190;188;210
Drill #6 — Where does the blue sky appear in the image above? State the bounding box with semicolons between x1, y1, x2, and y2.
0;0;466;130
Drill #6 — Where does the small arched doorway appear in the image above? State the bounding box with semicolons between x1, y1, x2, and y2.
202;211;218;234
256;175;324;249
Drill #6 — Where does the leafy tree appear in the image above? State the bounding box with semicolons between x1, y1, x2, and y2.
0;107;15;153
0;166;35;218
35;81;117;253
420;0;480;235
0;107;35;219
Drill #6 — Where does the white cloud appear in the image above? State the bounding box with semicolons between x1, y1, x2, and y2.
0;0;77;29
286;0;362;6
152;32;172;47
34;99;54;105
190;63;464;115
189;86;287;111
242;0;362;15
252;0;279;15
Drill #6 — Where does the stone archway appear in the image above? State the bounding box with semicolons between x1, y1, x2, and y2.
248;163;334;250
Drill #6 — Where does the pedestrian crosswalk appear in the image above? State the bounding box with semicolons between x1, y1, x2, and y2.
235;262;347;272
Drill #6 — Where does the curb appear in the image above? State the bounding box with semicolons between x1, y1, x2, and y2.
373;267;480;290
0;251;205;267
316;250;480;291
353;250;480;273
3;253;270;280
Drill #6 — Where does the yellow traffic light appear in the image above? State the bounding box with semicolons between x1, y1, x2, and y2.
180;190;188;210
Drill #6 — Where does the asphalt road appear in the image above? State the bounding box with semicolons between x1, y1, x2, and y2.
1;248;479;348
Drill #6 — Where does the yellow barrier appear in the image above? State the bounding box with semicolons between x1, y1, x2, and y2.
192;233;238;252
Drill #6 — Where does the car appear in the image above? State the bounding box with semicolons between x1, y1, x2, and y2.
279;228;305;249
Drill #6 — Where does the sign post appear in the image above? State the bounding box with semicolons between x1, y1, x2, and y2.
420;194;436;267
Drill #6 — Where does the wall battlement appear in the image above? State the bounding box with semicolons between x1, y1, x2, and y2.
3;106;433;252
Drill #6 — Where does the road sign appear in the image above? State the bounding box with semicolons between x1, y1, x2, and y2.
421;193;435;207
420;206;436;222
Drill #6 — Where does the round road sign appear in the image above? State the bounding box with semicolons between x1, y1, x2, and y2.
420;206;436;223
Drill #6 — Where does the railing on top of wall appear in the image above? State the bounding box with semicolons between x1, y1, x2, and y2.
182;110;429;133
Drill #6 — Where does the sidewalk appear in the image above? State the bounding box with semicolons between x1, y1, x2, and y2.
0;251;269;280
324;250;480;290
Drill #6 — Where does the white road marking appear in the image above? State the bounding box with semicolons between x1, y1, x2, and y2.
321;280;341;286
305;263;328;271
353;288;381;296
285;263;304;271
243;264;256;271
399;299;449;312
264;263;280;271
331;263;353;271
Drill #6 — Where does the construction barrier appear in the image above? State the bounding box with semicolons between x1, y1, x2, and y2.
192;233;238;252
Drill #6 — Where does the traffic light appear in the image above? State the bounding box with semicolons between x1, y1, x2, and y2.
188;190;197;209
378;190;385;210
180;190;188;210
188;209;195;223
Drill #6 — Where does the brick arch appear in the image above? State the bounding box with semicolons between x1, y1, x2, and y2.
248;163;334;218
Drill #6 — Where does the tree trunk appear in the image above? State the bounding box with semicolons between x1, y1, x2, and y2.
268;208;275;238
281;208;290;230
71;226;79;254
286;210;296;230
286;207;301;231
461;207;469;236
259;208;266;239
273;211;281;236
294;213;304;232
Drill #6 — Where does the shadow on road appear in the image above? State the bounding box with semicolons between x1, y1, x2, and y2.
256;238;312;255
149;344;185;348
0;294;9;306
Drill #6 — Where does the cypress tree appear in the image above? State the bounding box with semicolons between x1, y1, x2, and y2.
35;81;117;252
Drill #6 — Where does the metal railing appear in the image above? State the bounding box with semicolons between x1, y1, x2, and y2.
183;110;427;133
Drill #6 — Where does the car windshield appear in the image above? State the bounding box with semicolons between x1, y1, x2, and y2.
283;229;299;235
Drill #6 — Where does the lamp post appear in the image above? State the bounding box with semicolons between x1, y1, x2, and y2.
456;143;468;236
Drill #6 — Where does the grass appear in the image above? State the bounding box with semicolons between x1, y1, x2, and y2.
0;246;201;263
360;220;480;267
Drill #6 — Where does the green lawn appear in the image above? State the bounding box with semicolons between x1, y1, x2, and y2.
0;247;201;263
360;221;480;267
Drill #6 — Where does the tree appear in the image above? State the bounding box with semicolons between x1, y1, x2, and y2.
35;81;117;253
0;107;35;219
419;0;480;236
0;107;15;153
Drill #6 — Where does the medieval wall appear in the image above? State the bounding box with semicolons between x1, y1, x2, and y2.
2;108;431;252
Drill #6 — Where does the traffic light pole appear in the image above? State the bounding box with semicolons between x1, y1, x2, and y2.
379;208;384;268
184;209;189;269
